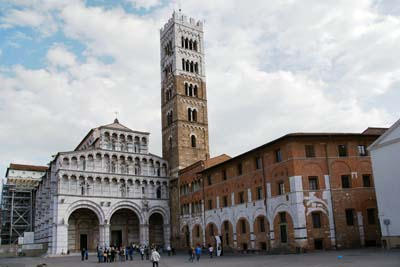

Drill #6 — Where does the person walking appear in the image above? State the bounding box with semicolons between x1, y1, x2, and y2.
97;247;103;263
150;248;161;267
129;245;133;260
81;248;85;261
188;247;194;262
208;245;214;258
166;244;171;256
85;248;88;260
195;245;202;261
140;246;145;260
145;246;150;260
103;249;108;263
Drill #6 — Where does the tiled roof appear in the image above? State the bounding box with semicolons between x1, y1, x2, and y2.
9;163;48;172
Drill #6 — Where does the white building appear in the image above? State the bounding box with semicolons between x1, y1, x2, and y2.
369;119;400;249
34;119;171;255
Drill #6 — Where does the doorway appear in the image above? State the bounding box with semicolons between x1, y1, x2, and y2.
80;234;87;250
111;230;122;247
314;239;323;250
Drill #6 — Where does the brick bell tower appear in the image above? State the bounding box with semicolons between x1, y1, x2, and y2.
160;11;210;177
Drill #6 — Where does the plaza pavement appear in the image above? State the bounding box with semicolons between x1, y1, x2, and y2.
0;249;399;267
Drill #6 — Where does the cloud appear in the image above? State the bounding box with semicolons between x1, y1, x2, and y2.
0;8;57;35
46;45;77;67
0;0;399;178
126;0;162;10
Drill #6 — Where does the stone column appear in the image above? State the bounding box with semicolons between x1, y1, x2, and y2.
140;224;149;245
324;175;336;247
104;224;111;247
249;220;255;249
357;212;365;247
55;223;68;254
163;224;171;249
99;224;105;248
289;176;307;248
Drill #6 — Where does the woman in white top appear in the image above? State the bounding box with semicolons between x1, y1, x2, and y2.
150;249;161;267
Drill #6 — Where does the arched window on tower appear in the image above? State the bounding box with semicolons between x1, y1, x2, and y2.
189;39;193;50
185;38;189;49
187;108;192;121
181;36;184;48
186;60;190;72
185;83;189;96
182;59;185;71
191;135;196;148
194;40;198;51
192;109;197;122
190;61;194;72
189;84;193;96
195;62;199;74
194;85;198;97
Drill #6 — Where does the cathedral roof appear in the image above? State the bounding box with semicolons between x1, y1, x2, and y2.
99;119;138;133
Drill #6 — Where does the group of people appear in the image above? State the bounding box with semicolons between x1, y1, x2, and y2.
187;244;215;262
81;244;162;266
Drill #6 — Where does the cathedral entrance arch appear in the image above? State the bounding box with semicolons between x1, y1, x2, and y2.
149;212;164;247
68;208;100;252
109;208;140;247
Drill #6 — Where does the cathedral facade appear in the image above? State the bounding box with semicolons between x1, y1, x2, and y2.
34;120;171;254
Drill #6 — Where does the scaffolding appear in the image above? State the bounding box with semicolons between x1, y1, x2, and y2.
1;183;35;245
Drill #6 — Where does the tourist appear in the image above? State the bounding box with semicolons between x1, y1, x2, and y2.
150;248;161;267
208;244;214;258
195;245;202;261
140;246;145;260
97;247;103;263
103;249;108;263
85;248;88;260
145;246;150;260
129;245;134;260
81;248;85;261
188;247;194;262
166;244;171;256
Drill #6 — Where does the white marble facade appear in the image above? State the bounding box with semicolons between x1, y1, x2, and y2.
34;120;171;255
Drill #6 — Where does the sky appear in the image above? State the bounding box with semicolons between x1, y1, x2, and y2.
0;0;399;180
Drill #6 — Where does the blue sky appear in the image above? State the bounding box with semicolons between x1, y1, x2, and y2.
0;0;399;181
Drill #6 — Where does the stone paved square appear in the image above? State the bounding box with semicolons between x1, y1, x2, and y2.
0;249;399;267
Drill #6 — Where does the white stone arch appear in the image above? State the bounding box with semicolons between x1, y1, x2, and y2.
252;207;268;224
63;200;105;225
148;206;170;225
106;200;144;224
205;214;221;234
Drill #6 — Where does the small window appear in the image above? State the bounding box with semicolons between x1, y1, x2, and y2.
308;176;319;190
305;145;315;158
341;175;351;188
338;144;348;157
255;156;262;169
358;145;367;156
223;196;228;207
278;182;285;195
363;174;371;187
345;209;354;226
156;187;161;199
241;220;246;234
207;175;212;185
312;212;321;228
222;169;227;180
367;208;375;225
208;199;213;210
275;149;282;162
238;191;245;204
259;217;265;232
191;135;196;148
279;212;287;223
237;163;243;175
256;186;263;200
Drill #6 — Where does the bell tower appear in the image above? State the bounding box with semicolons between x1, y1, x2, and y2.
160;11;210;176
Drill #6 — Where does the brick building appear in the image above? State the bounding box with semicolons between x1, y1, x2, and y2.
176;129;386;252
